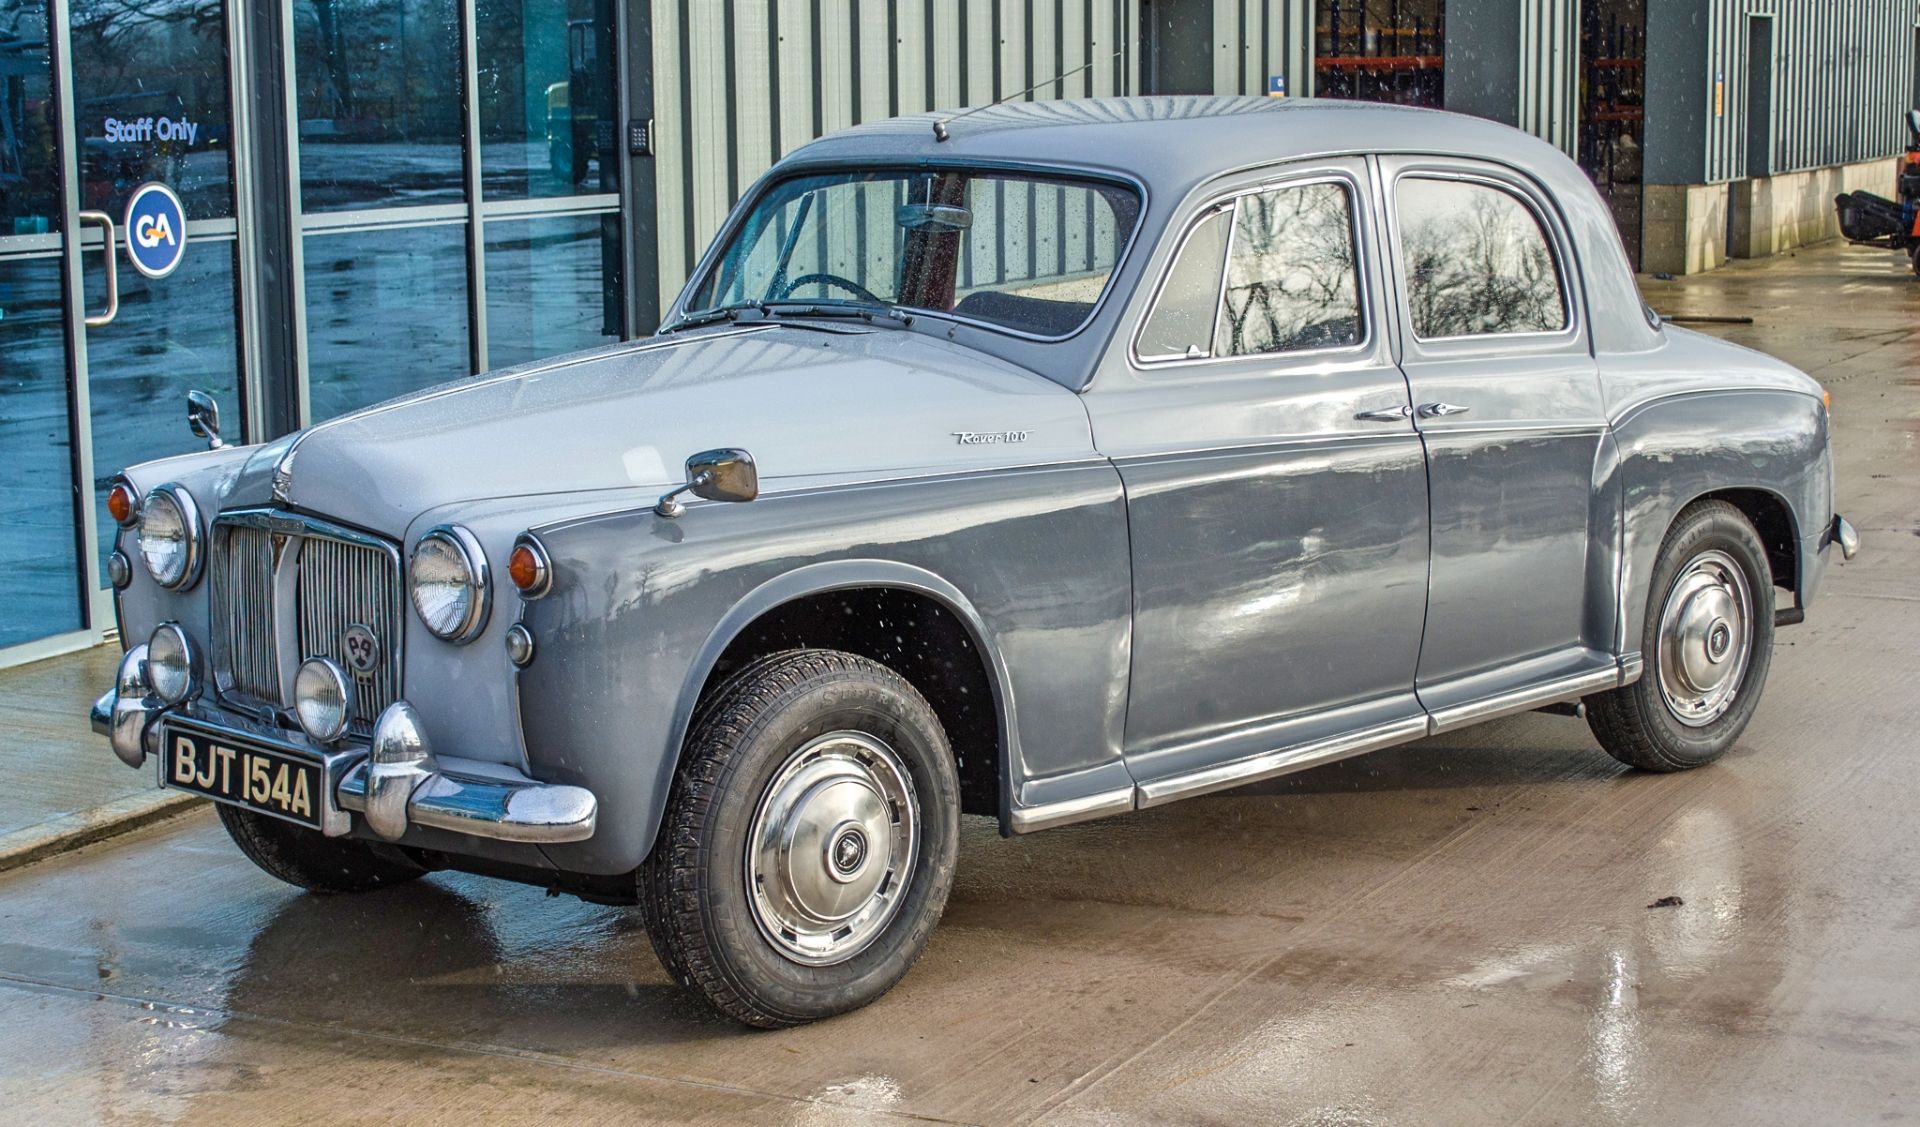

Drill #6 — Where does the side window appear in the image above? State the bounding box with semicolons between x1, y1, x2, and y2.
1214;181;1364;356
1136;208;1230;360
1396;177;1568;339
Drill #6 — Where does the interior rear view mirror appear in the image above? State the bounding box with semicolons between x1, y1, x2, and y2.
896;203;972;232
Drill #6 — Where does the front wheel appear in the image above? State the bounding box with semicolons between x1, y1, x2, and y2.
641;649;959;1027
217;803;426;893
1585;500;1776;771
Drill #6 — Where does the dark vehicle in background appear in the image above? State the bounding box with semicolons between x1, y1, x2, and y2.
1835;109;1920;274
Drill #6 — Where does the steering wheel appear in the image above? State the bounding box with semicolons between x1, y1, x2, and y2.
773;272;887;304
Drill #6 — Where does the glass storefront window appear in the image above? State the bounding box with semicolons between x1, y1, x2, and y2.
484;211;620;367
477;0;617;200
1;1;58;235
69;0;236;218
84;242;244;580
292;0;464;211
0;255;84;646
304;223;470;420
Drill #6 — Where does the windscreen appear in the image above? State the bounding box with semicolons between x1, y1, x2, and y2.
687;168;1141;338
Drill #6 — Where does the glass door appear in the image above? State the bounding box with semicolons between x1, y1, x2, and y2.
0;0;86;651
70;0;246;588
0;0;247;659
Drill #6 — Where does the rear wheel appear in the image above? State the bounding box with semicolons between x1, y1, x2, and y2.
217;803;426;893
1586;500;1775;771
641;649;959;1028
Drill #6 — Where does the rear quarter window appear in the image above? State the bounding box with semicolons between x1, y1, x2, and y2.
1396;177;1568;339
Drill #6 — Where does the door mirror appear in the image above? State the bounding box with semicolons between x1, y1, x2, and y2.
655;448;758;517
687;448;758;504
186;389;224;450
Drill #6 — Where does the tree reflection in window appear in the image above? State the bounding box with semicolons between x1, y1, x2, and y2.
1398;178;1567;339
1214;181;1362;357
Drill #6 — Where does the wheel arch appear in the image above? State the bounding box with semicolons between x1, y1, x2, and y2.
1687;486;1800;592
1610;387;1828;654
669;560;1019;828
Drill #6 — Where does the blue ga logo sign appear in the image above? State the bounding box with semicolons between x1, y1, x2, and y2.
123;182;187;279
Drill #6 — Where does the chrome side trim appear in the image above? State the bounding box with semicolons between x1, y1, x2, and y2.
1619;651;1645;685
1426;665;1623;735
1008;786;1137;834
1136;715;1431;808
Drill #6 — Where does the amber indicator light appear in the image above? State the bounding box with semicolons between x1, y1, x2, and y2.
508;544;542;591
107;482;137;526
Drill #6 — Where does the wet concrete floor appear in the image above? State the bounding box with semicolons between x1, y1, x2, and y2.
1;241;1916;1124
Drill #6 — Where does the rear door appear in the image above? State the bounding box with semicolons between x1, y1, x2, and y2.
1377;157;1617;720
1083;158;1431;790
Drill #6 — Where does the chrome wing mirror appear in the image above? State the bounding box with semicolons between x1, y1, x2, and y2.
186;389;224;450
655;448;758;518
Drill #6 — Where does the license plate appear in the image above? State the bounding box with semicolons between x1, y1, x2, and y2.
159;722;324;829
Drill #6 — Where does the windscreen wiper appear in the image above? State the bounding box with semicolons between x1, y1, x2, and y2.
763;302;914;327
658;300;770;334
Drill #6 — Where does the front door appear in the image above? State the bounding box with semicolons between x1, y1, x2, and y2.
1379;158;1616;717
0;0;245;657
1085;158;1432;790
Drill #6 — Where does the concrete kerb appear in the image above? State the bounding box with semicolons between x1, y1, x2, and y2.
0;791;202;876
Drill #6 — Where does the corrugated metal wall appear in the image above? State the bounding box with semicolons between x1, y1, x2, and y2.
1210;0;1314;96
649;0;1920;308
652;0;1140;310
1701;0;1916;183
1516;0;1579;154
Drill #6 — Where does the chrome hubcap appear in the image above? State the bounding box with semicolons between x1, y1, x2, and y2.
1656;549;1754;728
746;731;918;965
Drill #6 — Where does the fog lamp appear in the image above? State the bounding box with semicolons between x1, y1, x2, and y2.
294;658;354;744
145;623;195;704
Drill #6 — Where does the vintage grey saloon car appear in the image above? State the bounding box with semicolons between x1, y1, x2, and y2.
93;97;1857;1027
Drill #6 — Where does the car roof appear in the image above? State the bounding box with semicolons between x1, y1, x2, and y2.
732;96;1660;377
786;95;1575;201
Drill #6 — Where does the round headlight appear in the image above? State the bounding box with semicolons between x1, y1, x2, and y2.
146;623;195;704
294;658;353;743
409;525;490;643
136;484;203;590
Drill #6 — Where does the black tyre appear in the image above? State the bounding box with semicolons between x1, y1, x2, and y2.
641;649;960;1028
217;803;426;893
1586;500;1776;771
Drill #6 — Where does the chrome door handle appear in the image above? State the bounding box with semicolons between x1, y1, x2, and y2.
77;210;119;327
1355;405;1412;422
1417;401;1471;418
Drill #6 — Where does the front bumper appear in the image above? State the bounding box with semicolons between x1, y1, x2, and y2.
91;648;596;846
1832;513;1860;561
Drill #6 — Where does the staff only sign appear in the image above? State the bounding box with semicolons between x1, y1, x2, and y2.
123;181;187;279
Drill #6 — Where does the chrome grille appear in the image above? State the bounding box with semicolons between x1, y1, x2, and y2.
297;533;403;727
210;523;281;707
209;512;404;731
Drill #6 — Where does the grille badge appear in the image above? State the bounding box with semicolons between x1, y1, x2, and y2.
343;623;381;679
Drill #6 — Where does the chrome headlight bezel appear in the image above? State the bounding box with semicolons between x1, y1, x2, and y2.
135;483;204;590
408;524;491;644
145;622;197;704
294;657;354;744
